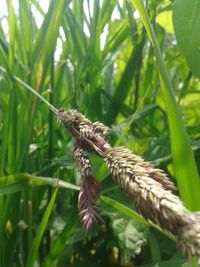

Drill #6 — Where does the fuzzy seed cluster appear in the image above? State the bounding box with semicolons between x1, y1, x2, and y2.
59;108;200;264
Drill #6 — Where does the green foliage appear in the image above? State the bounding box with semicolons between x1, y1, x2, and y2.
101;195;149;225
26;188;58;267
112;218;147;263
130;0;200;211
0;0;200;266
173;0;200;78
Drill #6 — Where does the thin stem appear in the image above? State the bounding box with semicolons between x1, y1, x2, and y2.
46;55;55;255
48;55;55;160
0;66;58;115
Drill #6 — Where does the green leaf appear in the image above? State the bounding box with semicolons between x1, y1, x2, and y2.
0;173;79;195
26;188;58;267
173;0;200;77
112;218;147;262
32;0;65;87
6;0;18;69
105;37;145;123
100;195;176;242
42;211;78;267
129;0;200;211
148;232;161;262
101;195;148;225
156;10;174;34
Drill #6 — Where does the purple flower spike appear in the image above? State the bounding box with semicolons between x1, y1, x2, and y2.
78;175;100;231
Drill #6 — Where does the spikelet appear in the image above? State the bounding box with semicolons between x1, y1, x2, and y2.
58;109;111;156
73;143;100;231
78;174;100;231
73;143;91;176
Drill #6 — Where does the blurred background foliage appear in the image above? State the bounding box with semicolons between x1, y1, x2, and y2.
0;0;200;266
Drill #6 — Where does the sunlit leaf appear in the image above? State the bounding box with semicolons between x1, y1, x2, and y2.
173;0;200;77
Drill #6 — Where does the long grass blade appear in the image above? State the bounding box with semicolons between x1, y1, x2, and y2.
101;195;176;241
26;188;58;267
0;173;80;195
129;0;200;211
42;211;77;267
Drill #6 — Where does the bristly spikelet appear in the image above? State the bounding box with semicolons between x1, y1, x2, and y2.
78;174;100;231
73;143;100;231
73;143;91;176
58;109;90;129
58;109;111;156
103;147;189;232
104;146;200;263
177;218;200;263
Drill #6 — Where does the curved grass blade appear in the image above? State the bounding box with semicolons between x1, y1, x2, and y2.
100;195;175;242
129;0;200;211
42;211;77;267
105;37;145;124
32;0;65;88
101;195;148;225
0;173;79;195
26;188;58;267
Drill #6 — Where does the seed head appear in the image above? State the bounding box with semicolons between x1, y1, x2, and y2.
78;175;100;231
59;109;200;263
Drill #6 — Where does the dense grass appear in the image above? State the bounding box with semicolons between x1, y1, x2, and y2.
0;0;200;266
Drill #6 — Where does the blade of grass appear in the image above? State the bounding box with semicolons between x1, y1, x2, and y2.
6;0;18;70
0;173;79;195
26;188;58;267
42;211;77;267
32;0;65;88
114;86;152;147
129;0;200;211
101;195;176;242
101;195;148;225
105;33;146;123
101;0;118;30
18;0;32;66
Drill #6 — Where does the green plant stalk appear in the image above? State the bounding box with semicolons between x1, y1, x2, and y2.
129;0;200;211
